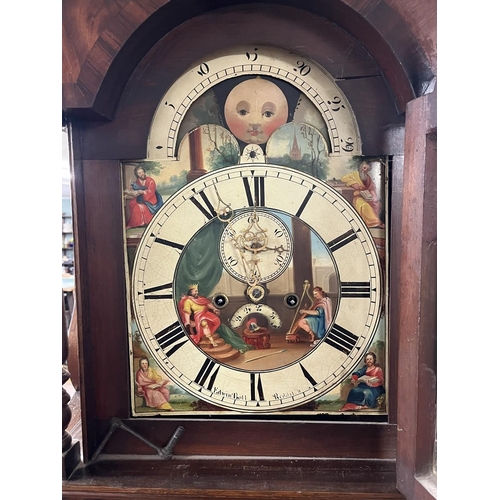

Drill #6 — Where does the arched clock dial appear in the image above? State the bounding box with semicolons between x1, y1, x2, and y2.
131;164;382;412
147;45;361;159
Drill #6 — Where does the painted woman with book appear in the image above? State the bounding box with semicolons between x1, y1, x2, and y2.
135;357;174;411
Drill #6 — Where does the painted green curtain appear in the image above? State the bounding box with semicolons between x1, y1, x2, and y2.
174;219;225;298
174;219;253;353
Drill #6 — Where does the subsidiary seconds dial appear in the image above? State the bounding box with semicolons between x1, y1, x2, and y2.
219;209;293;284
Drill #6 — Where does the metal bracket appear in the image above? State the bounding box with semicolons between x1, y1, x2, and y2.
91;417;185;461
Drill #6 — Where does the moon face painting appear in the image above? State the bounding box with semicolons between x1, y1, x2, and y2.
224;77;289;145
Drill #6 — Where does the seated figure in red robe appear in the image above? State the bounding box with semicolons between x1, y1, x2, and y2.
125;166;163;229
178;284;221;347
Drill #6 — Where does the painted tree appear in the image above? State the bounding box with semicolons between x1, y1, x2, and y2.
136;161;164;176
299;124;329;179
203;124;239;170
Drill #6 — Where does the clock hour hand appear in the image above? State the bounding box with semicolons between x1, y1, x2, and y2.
264;244;286;255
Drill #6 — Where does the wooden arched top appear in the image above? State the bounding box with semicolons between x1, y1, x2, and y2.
62;0;436;120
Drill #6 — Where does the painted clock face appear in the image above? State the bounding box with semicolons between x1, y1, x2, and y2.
131;164;382;413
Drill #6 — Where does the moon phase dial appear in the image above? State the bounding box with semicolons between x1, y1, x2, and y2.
147;45;361;158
